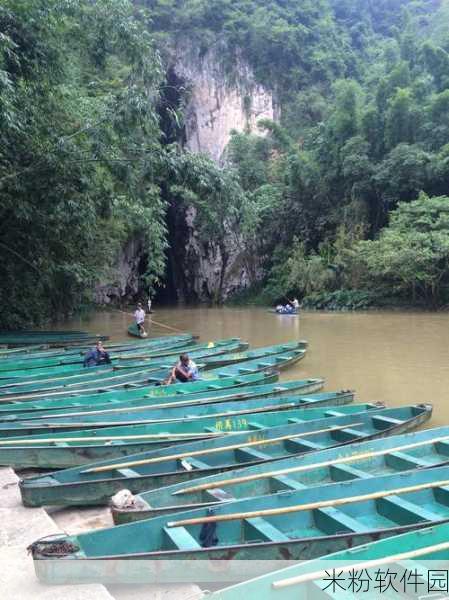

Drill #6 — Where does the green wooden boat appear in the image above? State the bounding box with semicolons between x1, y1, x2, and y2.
19;405;431;507
0;400;371;468
0;371;277;408
0;333;196;372
202;341;307;369
0;378;324;419
0;350;302;402
0;390;355;437
114;423;449;523
200;520;449;599
27;464;449;585
0;339;244;386
128;323;145;338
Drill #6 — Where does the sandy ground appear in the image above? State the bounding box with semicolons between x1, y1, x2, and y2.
2;468;202;600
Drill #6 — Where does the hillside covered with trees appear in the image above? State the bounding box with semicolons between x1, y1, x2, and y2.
2;0;449;326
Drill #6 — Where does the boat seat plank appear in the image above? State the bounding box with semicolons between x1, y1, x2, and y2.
287;418;305;424
372;415;403;429
257;362;274;368
385;451;434;470
314;507;370;534
331;428;366;442
273;386;288;391
117;468;141;478
237;368;254;374
431;485;449;507
330;464;373;481
244;517;289;542
377;495;442;524
235;447;272;462
284;438;323;452
204;488;235;502
179;457;211;470
434;440;449;456
324;410;346;417
270;475;307;491
163;526;201;550
247;422;266;430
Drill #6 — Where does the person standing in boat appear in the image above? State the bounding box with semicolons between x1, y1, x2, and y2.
134;302;146;336
147;295;152;314
289;297;300;311
83;341;111;367
166;353;200;384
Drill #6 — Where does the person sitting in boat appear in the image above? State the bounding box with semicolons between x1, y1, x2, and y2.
166;353;200;384
134;302;146;336
83;341;111;367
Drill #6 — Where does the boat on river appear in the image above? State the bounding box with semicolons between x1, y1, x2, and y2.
0;389;350;433
0;339;244;388
201;341;307;369
114;423;449;523
0;399;365;468
0;378;325;419
0;330;108;348
1;349;305;402
128;323;145;338
28;464;449;585
0;371;277;408
0;333;197;373
173;520;449;598
19;405;431;507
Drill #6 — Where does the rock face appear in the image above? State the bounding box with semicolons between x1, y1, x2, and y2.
166;44;276;302
96;44;277;305
94;237;145;305
174;44;279;163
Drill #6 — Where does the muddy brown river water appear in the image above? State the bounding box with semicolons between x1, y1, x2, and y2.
57;307;449;426
59;308;449;425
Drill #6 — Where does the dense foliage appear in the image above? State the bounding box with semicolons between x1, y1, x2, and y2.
4;0;449;326
154;0;449;308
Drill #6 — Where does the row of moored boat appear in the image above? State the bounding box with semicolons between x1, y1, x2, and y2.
0;331;444;597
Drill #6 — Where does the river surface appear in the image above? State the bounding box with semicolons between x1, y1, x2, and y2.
59;307;449;426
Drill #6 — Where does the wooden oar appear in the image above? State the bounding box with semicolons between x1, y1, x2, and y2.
173;433;449;496
272;540;449;588
166;478;449;527
82;422;364;474
19;400;304;428
0;431;232;444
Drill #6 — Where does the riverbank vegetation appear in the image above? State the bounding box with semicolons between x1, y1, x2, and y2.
3;0;449;327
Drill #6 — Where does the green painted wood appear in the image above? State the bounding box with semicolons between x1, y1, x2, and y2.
0;378;325;419
28;464;449;586
0;399;368;468
114;423;449;523
18;405;432;507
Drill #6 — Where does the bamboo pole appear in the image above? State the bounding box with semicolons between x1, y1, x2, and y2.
82;422;364;474
272;540;449;588
173;433;449;496
0;431;231;444
166;478;449;527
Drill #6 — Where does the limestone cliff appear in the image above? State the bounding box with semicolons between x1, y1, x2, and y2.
165;43;276;302
173;43;279;163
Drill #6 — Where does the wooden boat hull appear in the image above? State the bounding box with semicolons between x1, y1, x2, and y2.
201;341;307;369
0;378;325;419
0;371;279;409
0;340;244;389
29;464;449;585
128;323;144;338
113;422;449;522
0;333;196;373
0;390;351;437
197;519;449;598
0;349;304;402
19;405;432;507
0;398;366;468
